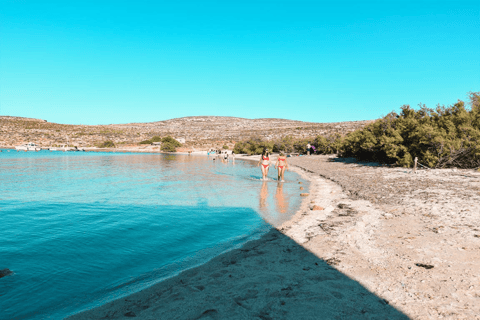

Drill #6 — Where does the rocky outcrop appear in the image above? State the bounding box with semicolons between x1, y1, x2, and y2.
0;268;13;278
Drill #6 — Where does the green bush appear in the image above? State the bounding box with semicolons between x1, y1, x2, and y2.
313;133;344;154
161;136;182;147
232;91;480;168
233;136;274;155
161;142;177;152
98;141;115;148
139;136;162;144
340;91;480;168
159;136;182;152
233;136;310;155
222;145;229;149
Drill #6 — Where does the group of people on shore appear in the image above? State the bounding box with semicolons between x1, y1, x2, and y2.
208;150;235;163
258;149;288;182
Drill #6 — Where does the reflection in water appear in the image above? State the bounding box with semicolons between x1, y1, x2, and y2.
275;182;288;214
259;180;268;211
257;180;293;226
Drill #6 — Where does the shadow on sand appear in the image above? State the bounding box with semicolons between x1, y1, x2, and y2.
69;228;409;319
329;157;396;168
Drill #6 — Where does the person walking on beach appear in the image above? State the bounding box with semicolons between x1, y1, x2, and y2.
275;152;288;182
258;149;271;180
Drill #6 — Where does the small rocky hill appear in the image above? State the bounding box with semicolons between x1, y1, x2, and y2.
0;116;374;150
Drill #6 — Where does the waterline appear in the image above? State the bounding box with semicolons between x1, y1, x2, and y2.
0;151;308;319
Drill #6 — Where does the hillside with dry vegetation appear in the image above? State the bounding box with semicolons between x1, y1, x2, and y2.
0;116;373;150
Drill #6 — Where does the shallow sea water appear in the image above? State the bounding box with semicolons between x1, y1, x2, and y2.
0;150;308;319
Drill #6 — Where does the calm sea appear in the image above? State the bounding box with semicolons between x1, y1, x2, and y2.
0;150;308;319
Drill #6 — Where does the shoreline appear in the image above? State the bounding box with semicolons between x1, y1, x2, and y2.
67;155;480;319
15;152;479;318
66;156;327;320
66;156;410;320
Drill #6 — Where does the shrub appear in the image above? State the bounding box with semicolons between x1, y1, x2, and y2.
161;136;182;147
234;136;310;155
313;134;344;154
139;136;162;144
233;136;274;155
222;145;229;149
161;142;177;152
340;91;480;168
159;136;182;152
98;141;115;148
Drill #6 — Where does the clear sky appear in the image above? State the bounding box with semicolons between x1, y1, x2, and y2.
1;1;479;125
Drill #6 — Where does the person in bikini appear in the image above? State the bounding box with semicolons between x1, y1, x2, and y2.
257;149;271;180
275;152;288;182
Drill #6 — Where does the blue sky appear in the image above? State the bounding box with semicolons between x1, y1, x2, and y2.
1;1;479;125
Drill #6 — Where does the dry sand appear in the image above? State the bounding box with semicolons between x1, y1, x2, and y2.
67;155;480;320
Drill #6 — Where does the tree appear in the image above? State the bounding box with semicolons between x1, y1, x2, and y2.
161;142;177;152
161;136;182;147
160;136;182;152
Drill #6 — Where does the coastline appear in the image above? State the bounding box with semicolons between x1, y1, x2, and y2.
16;152;478;318
65;156;321;320
66;155;408;320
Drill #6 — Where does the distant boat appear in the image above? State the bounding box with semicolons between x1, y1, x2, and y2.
15;142;41;151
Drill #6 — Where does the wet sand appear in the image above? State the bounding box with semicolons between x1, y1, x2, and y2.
67;155;479;319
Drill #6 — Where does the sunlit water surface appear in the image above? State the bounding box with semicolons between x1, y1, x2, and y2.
0;150;308;319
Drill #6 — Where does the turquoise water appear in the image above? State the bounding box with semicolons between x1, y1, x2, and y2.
0;150;308;319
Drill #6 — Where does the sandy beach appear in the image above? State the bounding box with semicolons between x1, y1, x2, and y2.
67;155;480;320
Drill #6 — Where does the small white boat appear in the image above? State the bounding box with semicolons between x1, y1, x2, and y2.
15;142;41;151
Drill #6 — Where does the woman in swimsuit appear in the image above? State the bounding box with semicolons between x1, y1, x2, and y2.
257;149;270;180
275;152;288;182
